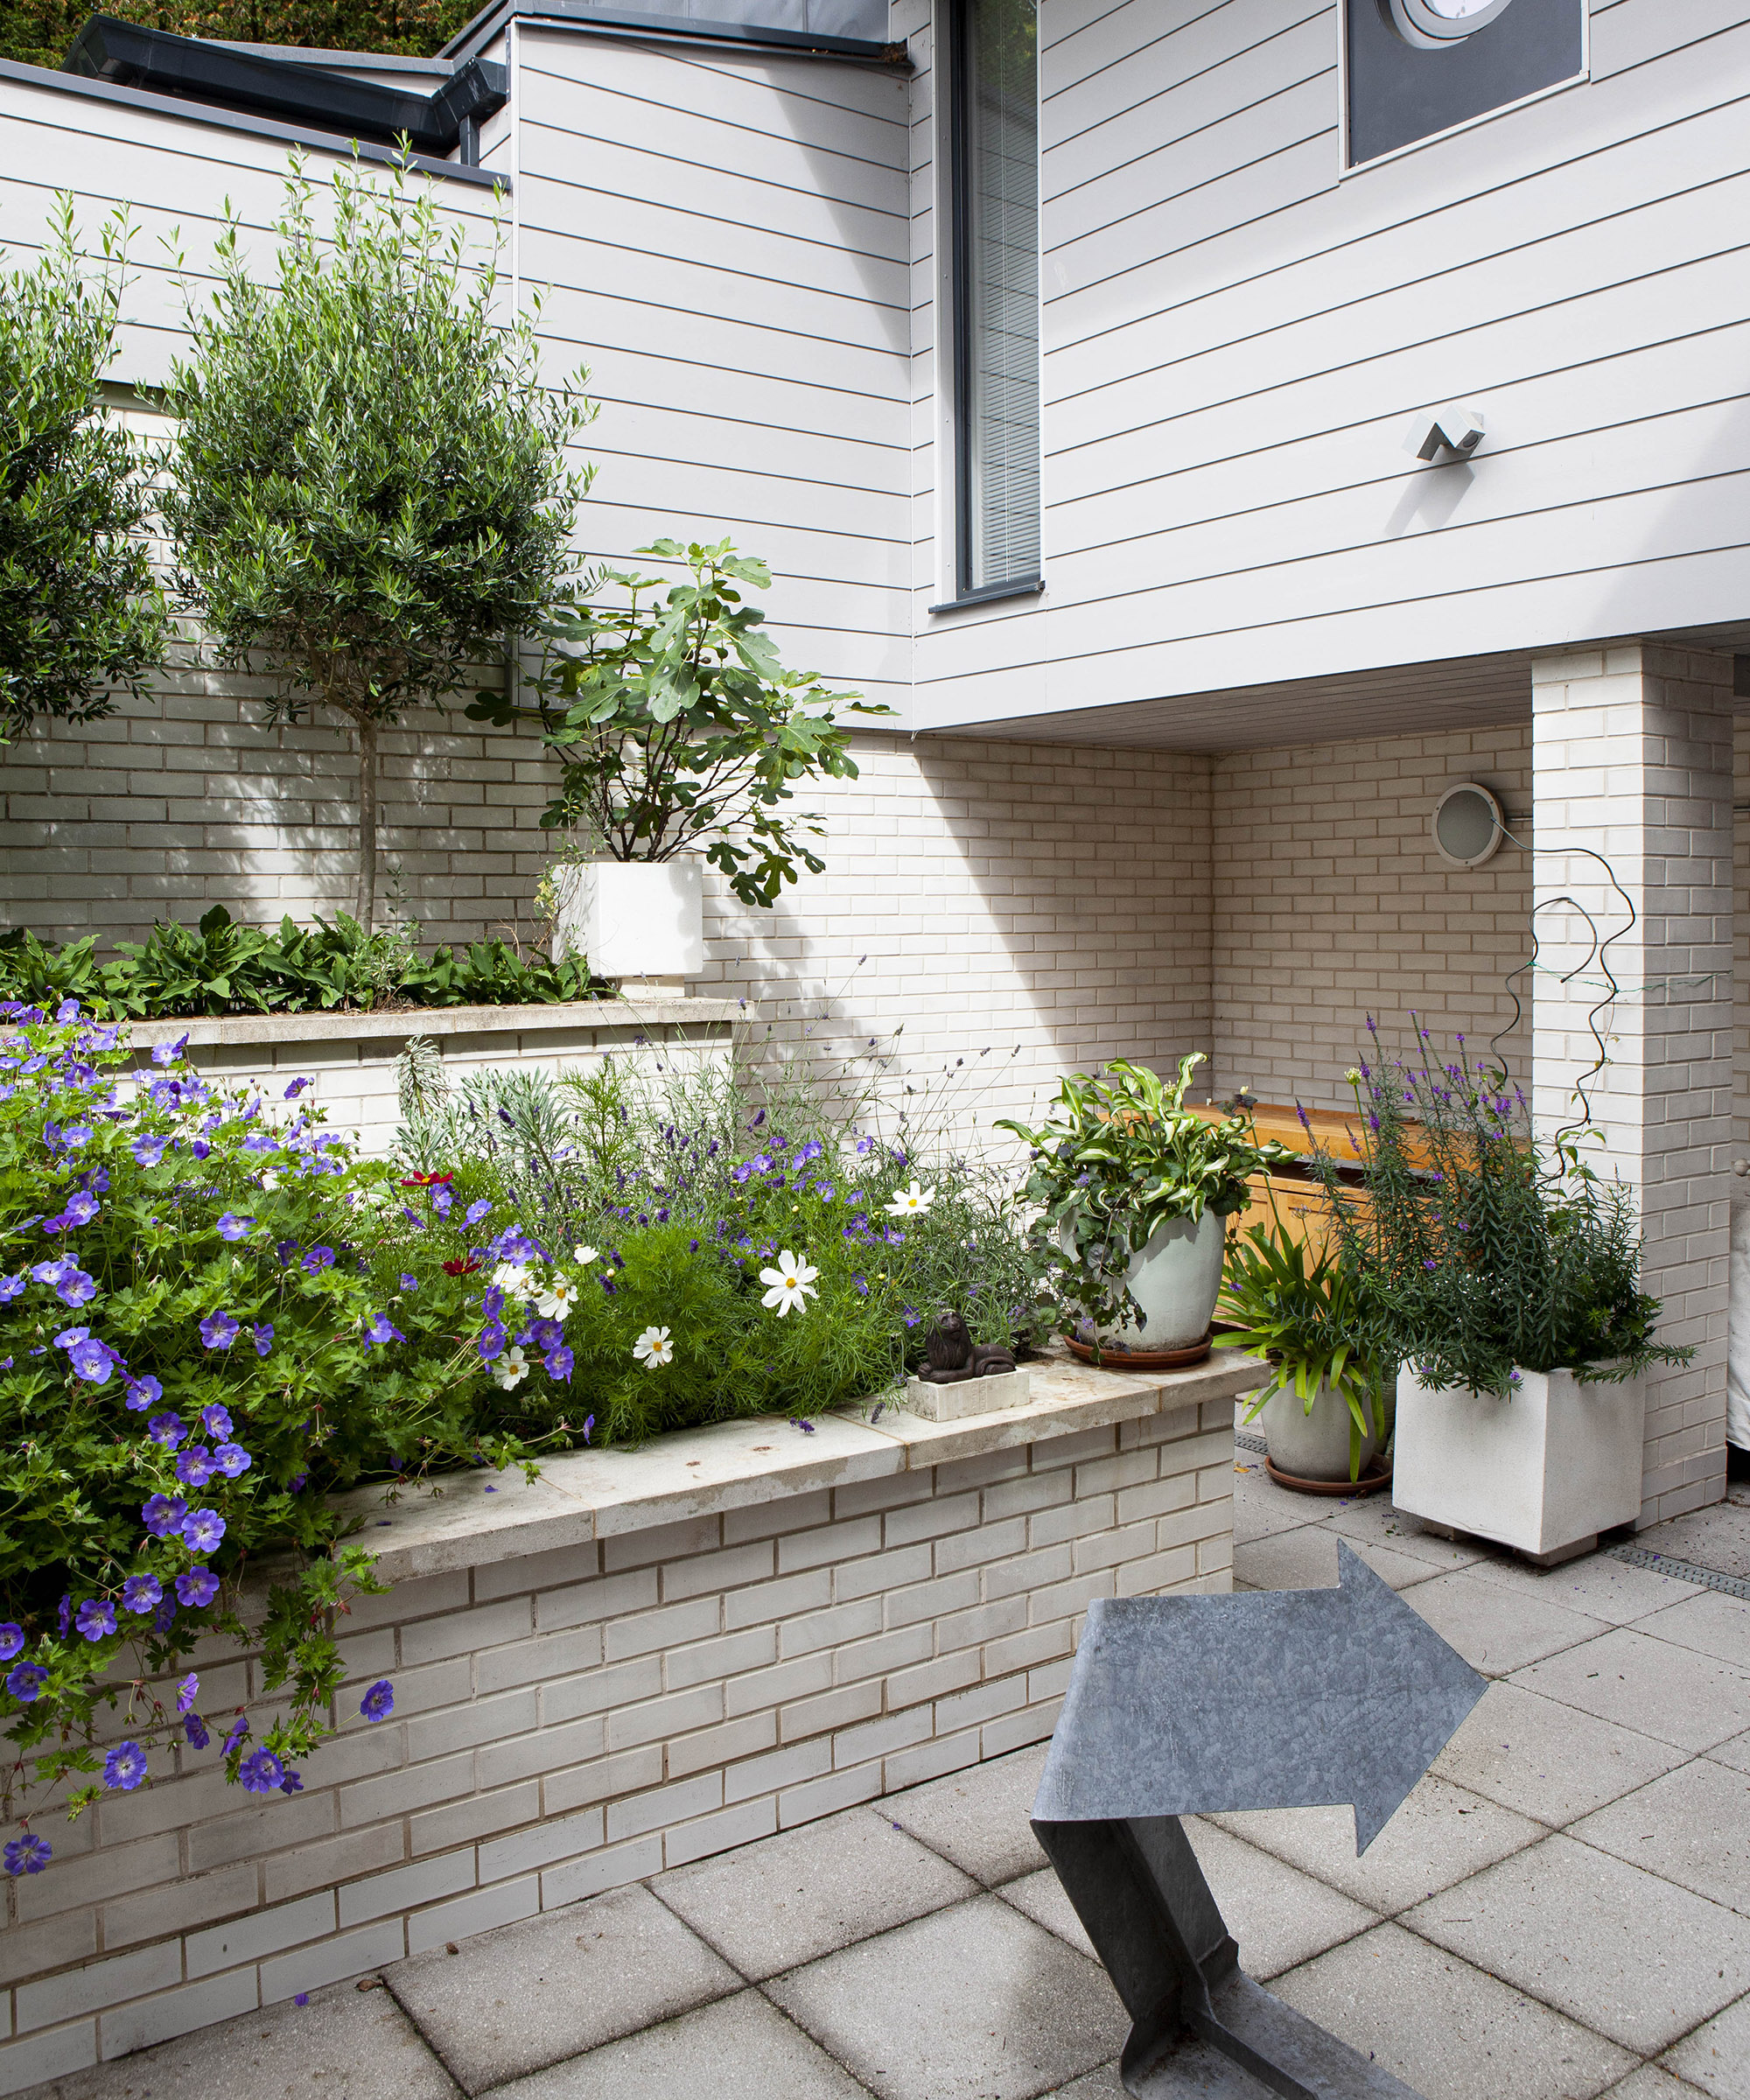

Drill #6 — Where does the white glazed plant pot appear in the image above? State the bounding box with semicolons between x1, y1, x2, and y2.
550;858;704;984
1065;1208;1228;1354
1393;1364;1646;1560
1257;1379;1382;1484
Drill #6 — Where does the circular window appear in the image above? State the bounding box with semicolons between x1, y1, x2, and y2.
1387;0;1517;50
1432;783;1504;868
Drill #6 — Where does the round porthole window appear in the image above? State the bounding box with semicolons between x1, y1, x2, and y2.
1432;782;1504;868
1386;0;1517;51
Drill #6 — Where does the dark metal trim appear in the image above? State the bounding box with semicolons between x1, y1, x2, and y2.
444;2;905;66
63;16;508;157
928;576;1043;614
0;51;507;186
948;0;975;598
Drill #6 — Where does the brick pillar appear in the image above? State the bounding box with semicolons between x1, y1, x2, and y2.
1530;644;1732;1523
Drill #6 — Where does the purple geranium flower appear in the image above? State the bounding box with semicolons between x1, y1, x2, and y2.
148;1411;186;1448
301;1246;334;1274
477;1321;506;1362
75;1598;116;1642
56;1269;96;1307
177;1671;200;1713
121;1575;162;1615
103;1742;148;1791
215;1213;252;1242
360;1679;395;1722
0;1275;22;1303
214;1444;252;1478
544;1344;574;1382
284;1076;310;1098
0;1624;21;1662
364;1313;404;1346
62;1191;100;1227
199;1312;239;1351
61;1124;92;1148
177;1566;220;1608
3;1833;51;1875
253;1324;273;1356
150;1034;188;1067
183;1711;209;1749
220;1713;249;1755
5;1662;47;1703
66;1336;116;1384
239;1747;284;1794
200;1404;234;1439
180;1508;225;1555
464;1199;491;1226
130;1132;169;1167
124;1375;163;1412
279;1768;303;1795
176;1446;216;1488
142;1493;187;1538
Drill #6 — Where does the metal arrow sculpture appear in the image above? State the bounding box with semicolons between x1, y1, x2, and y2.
1032;1544;1486;2100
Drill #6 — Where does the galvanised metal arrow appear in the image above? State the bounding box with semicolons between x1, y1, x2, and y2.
1032;1544;1487;2099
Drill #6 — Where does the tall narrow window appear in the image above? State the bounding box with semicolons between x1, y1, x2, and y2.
951;0;1040;598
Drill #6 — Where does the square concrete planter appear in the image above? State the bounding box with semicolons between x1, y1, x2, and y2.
1393;1363;1645;1562
901;1367;1032;1420
553;859;704;985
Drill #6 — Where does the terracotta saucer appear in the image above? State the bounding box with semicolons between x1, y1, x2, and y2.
1263;1451;1393;1497
1066;1331;1212;1371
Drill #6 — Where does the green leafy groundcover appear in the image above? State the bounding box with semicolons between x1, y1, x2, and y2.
0;907;602;1019
0;1009;1053;1876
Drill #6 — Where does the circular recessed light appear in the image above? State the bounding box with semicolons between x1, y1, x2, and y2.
1387;0;1517;50
1432;783;1504;868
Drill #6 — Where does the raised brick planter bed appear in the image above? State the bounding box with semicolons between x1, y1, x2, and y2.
0;1350;1253;2093
123;997;743;1153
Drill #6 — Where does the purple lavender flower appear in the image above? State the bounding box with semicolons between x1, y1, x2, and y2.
3;1833;51;1874
74;1599;116;1642
200;1312;239;1351
360;1679;395;1722
214;1444;252;1479
180;1509;225;1555
121;1575;162;1615
239;1747;284;1794
0;1625;20;1662
103;1742;148;1791
183;1712;209;1748
177;1566;220;1608
5;1662;47;1702
142;1494;187;1538
148;1411;186;1448
176;1446;216;1488
364;1313;404;1346
215;1213;253;1242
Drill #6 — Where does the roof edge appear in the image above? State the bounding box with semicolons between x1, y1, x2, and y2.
442;1;905;66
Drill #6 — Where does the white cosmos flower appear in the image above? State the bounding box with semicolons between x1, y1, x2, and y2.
573;1244;600;1267
760;1250;819;1318
260;1170;279;1191
634;1325;674;1370
885;1180;936;1219
493;1345;529;1391
535;1272;580;1320
491;1261;534;1298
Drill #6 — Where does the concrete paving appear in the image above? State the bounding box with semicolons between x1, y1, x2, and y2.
27;1454;1750;2100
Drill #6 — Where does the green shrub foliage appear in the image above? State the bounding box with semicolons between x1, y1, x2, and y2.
0;199;167;742
1;1;471;80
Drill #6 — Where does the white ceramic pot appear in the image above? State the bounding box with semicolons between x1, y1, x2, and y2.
551;858;704;984
1257;1377;1382;1483
1393;1363;1645;1561
1065;1208;1228;1354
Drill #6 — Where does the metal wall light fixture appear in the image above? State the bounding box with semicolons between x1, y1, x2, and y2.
1404;405;1486;462
1432;782;1505;867
1388;0;1518;50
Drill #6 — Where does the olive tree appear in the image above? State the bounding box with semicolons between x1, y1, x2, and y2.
161;156;593;928
0;198;167;745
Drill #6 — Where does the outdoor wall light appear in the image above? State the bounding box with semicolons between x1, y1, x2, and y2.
1388;0;1518;51
1432;782;1505;867
1404;405;1486;462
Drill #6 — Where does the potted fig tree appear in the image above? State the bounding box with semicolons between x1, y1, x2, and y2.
1000;1054;1292;1366
476;538;889;988
1306;1027;1691;1561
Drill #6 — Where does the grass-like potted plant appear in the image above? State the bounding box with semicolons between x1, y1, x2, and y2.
1306;1025;1691;1560
1215;1215;1385;1487
1000;1054;1292;1366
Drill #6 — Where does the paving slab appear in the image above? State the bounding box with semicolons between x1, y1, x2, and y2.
883;1742;1050;1887
1706;1729;1750;1775
1634;1502;1750;1581
1569;1759;1750;1914
1230;1459;1323;1546
1432;1682;1689;1824
1403;1831;1750;2053
1588;2067;1709;2100
1402;1565;1610;1676
765;1894;1126;2100
998;1866;1097;1960
1040;2064;1126;2099
1326;1499;1492;1573
1269;1919;1634;2100
1208;1775;1543;1916
1231;1523;1442;1595
1633;1589;1750;1668
1466;1551;1698;1627
32;1979;458;2100
1660;1987;1750;2099
651;1805;976;1979
387;1883;739;2094
1508;1627;1750;1754
480;1987;872;2098
1182;1819;1378;1981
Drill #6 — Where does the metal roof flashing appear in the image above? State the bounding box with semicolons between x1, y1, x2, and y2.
440;0;903;66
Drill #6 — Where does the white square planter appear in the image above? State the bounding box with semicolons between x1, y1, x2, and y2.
552;858;704;983
902;1368;1032;1421
1393;1364;1645;1563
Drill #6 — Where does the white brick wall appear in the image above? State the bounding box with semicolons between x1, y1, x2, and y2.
0;1395;1235;2092
1210;725;1534;1110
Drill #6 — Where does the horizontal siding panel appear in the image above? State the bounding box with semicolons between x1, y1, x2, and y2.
578;449;908;542
576;398;905;494
569;346;906;448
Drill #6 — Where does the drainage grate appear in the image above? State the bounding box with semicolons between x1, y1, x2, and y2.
1234;1430;1269;1456
1603;1544;1750;1601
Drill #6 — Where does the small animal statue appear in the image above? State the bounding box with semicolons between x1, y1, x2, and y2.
920;1311;1018;1384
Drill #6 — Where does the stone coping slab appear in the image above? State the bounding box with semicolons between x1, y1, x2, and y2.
122;995;744;1052
331;1348;1264;1583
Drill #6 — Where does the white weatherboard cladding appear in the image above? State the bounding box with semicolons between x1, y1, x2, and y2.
511;28;914;717
911;0;1750;734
